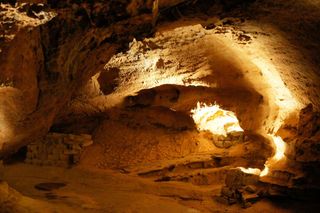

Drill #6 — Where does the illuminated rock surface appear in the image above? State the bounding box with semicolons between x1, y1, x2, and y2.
0;0;320;212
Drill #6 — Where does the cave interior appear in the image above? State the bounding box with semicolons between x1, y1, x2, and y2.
0;0;320;212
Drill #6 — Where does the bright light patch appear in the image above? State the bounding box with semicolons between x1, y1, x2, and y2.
271;135;286;161
238;135;285;177
259;166;269;177
190;102;243;137
239;167;261;176
192;102;287;178
237;166;269;177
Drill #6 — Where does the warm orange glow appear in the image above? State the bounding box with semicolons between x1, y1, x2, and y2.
191;102;243;137
238;167;261;176
259;166;269;177
238;166;269;177
271;135;286;161
238;135;285;177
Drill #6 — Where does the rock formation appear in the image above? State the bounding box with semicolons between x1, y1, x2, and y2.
1;0;320;212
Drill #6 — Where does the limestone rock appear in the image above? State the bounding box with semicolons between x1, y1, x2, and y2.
225;169;259;189
0;0;187;158
25;132;93;167
285;104;320;163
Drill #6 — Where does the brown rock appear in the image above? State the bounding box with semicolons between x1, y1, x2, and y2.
241;192;260;203
244;185;257;194
221;186;235;198
225;169;259;190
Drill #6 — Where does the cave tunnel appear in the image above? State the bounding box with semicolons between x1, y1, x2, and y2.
0;0;320;212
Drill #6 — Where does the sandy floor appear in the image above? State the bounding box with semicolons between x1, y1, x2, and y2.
1;163;319;212
1;0;320;212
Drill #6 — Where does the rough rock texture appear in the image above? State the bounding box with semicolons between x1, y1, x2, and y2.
285;104;320;163
60;25;270;136
1;0;320;212
0;181;52;213
25;132;92;167
276;104;320;188
41;0;320;178
0;0;189;158
217;169;260;207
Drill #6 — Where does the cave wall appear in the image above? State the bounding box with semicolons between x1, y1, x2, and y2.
0;1;319;188
46;0;320;184
0;0;190;157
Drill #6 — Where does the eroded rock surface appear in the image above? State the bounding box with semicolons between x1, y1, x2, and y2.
0;0;187;157
1;0;320;211
25;132;92;167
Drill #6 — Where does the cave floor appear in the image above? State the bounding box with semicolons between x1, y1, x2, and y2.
1;162;319;213
1;0;320;212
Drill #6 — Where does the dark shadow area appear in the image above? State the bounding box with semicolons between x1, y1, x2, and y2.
34;182;66;191
50;113;105;134
247;0;320;70
3;146;27;165
264;195;320;212
158;0;257;22
98;67;120;95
